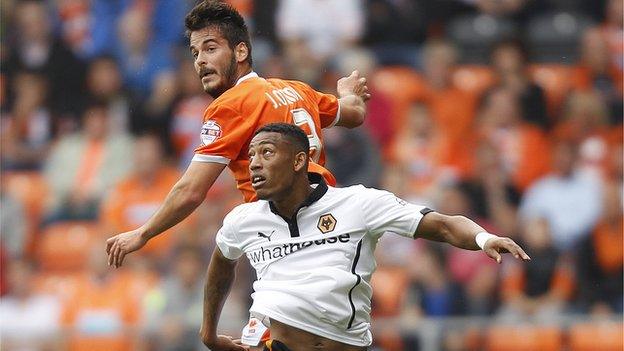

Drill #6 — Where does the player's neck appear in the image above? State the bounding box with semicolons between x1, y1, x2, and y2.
271;177;314;219
235;65;253;82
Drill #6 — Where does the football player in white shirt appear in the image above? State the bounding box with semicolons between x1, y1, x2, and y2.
200;123;530;351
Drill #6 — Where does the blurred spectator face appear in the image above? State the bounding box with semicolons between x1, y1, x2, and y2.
119;9;150;51
15;1;50;43
13;71;48;108
581;28;610;72
82;105;109;140
406;103;433;138
178;61;204;97
134;134;164;177
175;248;203;288
475;140;503;173
189;27;239;97
481;88;521;127
564;91;608;130
606;0;623;27
438;185;471;215
335;48;377;78
7;260;34;298
87;57;122;98
423;41;457;88
523;218;552;250
552;140;578;177
492;43;525;75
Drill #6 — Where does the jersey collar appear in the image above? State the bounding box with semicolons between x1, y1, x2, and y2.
236;71;259;86
268;173;328;216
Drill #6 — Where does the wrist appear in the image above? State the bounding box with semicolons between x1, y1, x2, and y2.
475;232;498;250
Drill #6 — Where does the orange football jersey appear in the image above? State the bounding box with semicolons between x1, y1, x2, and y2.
193;72;339;202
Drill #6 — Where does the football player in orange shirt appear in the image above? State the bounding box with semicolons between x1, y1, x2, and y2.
106;0;370;267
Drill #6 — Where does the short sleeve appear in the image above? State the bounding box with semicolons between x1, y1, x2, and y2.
316;92;340;128
358;187;433;238
193;104;254;164
215;216;244;260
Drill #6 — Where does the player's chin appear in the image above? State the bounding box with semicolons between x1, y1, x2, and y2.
254;189;271;200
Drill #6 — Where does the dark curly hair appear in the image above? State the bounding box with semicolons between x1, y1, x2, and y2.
254;123;310;155
185;0;252;65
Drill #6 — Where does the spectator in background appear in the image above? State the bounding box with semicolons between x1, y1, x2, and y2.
170;61;214;165
85;55;137;136
0;259;63;350
573;27;623;123
6;0;85;117
1;71;54;170
334;48;394;153
363;0;428;66
276;0;364;84
391;102;460;199
520;139;602;252
554;90;615;179
498;217;573;322
460;140;520;237
476;86;551;191
115;6;176;101
435;184;498;315
576;181;623;314
144;246;205;351
0;181;26;259
416;40;478;171
100;133;189;261
599;0;623;74
54;0;119;60
61;247;140;351
490;38;549;130
44;101;133;223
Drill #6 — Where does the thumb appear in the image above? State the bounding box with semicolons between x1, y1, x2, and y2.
351;70;359;77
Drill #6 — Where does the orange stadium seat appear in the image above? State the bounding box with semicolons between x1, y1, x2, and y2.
569;321;624;351
36;221;101;271
485;325;563;351
452;65;496;95
529;64;574;117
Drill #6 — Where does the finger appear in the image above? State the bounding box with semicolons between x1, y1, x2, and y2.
351;70;359;77
512;244;531;261
486;248;502;264
112;245;121;268
108;243;117;266
359;77;366;84
106;237;115;254
116;247;127;268
363;93;371;101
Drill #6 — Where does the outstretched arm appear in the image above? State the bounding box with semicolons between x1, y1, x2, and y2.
200;248;248;351
336;70;370;128
106;161;226;267
415;212;531;264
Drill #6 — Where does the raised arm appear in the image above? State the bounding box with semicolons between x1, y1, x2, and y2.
106;161;226;267
200;248;248;351
335;70;370;128
415;212;531;264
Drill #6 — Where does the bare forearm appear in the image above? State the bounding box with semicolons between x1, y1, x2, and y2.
201;249;237;343
417;213;484;250
139;182;205;240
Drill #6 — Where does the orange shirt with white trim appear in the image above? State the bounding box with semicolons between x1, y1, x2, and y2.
193;72;339;202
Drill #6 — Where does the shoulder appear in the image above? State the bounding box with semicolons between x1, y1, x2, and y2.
222;201;269;226
324;184;390;203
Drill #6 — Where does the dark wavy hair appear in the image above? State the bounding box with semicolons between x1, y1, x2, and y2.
185;0;252;65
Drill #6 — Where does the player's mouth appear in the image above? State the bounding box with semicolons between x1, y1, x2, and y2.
200;70;217;82
251;175;267;188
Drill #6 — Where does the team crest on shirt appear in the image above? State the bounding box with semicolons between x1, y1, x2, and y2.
200;120;222;145
317;213;337;234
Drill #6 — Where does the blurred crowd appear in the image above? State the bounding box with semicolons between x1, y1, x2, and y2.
0;0;622;350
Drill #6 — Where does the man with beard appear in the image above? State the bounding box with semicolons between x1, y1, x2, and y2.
106;1;369;266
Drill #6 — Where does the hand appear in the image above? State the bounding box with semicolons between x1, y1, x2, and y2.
106;229;148;268
337;70;370;102
483;237;530;264
201;334;249;351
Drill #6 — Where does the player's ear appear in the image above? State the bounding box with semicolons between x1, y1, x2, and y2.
234;42;249;64
293;151;307;172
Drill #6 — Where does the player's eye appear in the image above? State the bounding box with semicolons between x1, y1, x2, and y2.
207;47;216;52
263;149;274;157
191;51;198;59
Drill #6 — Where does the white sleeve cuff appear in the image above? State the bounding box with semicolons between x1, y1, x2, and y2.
192;154;231;165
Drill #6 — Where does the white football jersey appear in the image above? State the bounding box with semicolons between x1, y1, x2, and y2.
216;174;432;346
